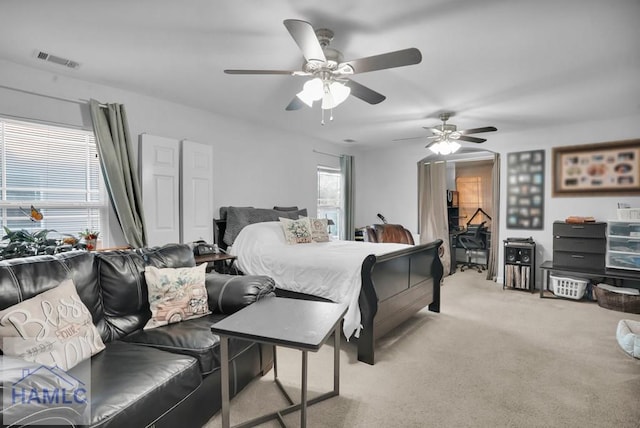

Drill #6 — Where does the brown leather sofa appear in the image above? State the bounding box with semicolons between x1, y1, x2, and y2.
363;224;415;245
0;244;275;427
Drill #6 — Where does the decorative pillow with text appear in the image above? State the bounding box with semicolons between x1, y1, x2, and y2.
0;279;106;371
144;263;210;330
280;217;313;244
308;218;330;242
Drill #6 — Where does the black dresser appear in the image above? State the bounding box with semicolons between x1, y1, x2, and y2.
552;221;606;272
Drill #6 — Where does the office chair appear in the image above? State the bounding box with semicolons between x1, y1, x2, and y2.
458;221;488;273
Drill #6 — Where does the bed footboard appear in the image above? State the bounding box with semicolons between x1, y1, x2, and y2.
358;239;443;365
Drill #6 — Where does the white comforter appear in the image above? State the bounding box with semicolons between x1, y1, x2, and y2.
229;221;411;339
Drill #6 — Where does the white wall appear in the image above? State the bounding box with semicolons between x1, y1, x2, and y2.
0;59;351;246
355;115;640;286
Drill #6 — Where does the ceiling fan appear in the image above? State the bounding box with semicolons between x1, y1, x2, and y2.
394;112;497;154
224;19;422;120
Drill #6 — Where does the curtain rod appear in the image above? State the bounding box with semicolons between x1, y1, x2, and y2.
0;84;107;107
312;149;342;158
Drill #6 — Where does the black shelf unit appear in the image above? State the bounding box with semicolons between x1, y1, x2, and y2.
503;239;536;292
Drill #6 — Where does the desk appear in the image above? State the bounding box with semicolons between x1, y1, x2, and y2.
211;297;347;428
539;260;639;298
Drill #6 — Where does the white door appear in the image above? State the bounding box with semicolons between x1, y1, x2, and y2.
181;140;214;243
139;133;181;246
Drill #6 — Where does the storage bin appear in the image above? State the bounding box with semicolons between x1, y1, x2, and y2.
617;208;640;220
594;284;640;314
550;275;588;300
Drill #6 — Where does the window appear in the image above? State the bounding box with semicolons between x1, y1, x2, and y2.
456;176;483;228
317;166;342;239
0;117;105;240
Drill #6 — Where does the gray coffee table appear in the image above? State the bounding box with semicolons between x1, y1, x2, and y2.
211;297;347;428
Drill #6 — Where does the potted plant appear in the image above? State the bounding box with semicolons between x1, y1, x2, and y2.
79;229;100;251
0;227;59;260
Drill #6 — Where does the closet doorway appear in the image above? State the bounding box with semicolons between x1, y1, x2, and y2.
418;149;500;280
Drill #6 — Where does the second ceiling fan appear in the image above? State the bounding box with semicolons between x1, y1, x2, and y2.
395;113;498;154
224;19;422;117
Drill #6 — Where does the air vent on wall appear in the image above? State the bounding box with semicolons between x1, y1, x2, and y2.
35;50;80;69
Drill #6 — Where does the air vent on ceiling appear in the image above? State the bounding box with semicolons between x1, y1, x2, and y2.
35;51;80;69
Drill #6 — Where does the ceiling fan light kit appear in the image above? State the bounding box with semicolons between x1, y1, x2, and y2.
394;112;498;155
224;19;422;124
430;140;462;155
295;77;351;110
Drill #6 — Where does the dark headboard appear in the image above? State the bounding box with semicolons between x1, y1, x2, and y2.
214;206;306;250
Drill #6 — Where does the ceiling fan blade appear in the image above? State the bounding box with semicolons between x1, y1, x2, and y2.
344;79;386;104
459;126;498;135
224;69;298;75
392;136;425;142
423;127;443;135
458;135;487;143
283;19;326;63
285;96;306;111
340;48;422;74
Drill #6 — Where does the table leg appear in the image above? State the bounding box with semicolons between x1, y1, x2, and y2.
334;326;340;395
301;350;308;428
220;336;230;428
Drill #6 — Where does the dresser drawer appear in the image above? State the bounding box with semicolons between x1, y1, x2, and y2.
553;236;606;254
553;251;605;271
553;222;606;238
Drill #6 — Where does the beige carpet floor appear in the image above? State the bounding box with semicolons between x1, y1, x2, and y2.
205;269;640;427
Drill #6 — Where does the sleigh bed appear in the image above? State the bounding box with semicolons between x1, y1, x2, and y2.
215;206;443;365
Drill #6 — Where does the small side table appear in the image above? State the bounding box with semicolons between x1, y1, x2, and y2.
194;253;238;274
211;297;347;428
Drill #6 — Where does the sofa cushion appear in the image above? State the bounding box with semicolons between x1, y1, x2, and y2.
67;341;201;428
144;263;210;329
95;244;196;342
122;314;256;375
0;278;105;370
0;355;89;426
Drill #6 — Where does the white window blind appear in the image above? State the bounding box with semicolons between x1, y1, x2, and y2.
0;117;105;237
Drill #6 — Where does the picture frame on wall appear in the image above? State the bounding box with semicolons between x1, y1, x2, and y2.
507;150;545;230
552;139;640;197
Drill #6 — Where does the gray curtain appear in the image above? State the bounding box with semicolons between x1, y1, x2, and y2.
89;99;147;248
418;160;450;275
486;153;501;280
340;154;355;240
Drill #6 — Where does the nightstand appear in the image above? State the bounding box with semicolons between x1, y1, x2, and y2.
194;253;238;274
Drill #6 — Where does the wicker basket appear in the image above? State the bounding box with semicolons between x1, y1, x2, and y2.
550;275;588;300
594;285;640;313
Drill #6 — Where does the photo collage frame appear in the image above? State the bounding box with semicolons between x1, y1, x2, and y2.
507;150;545;229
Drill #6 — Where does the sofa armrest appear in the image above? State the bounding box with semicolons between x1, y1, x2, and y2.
205;273;276;314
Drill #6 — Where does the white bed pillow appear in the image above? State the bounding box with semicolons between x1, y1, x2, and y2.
234;221;287;246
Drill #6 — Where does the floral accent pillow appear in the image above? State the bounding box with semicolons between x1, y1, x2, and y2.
279;217;313;244
144;263;210;330
0;279;106;370
308;218;330;242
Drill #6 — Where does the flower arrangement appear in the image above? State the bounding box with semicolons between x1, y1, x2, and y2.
79;229;100;240
79;229;100;251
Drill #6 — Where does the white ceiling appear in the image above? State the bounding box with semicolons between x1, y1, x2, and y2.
1;0;639;148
